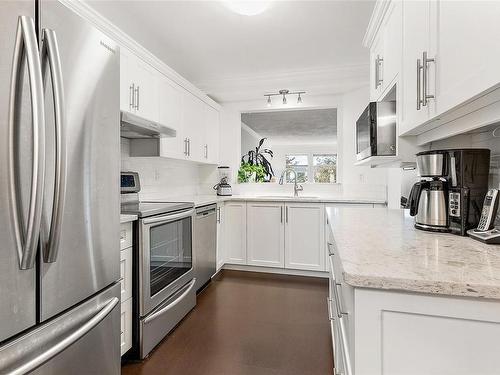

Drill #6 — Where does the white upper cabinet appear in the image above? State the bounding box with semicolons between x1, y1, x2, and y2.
247;202;285;268
369;1;402;102
182;93;205;162
368;0;500;141
159;76;184;159
400;0;434;135
370;35;384;101
381;1;402;92
119;46;220;164
433;1;500;116
120;48;158;122
204;106;220;164
119;49;133;113
285;203;326;272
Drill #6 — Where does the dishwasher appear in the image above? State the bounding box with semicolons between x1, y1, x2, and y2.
194;204;217;292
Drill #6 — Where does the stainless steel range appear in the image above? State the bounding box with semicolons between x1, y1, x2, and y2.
121;172;196;359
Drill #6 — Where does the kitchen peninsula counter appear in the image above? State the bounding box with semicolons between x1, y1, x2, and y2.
326;207;500;299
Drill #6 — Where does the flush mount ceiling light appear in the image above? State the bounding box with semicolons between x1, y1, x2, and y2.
223;1;271;16
264;89;306;106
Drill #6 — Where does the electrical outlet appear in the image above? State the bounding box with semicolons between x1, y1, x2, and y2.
154;169;160;181
359;173;365;183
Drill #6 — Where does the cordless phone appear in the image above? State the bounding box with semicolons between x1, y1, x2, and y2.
477;189;499;231
468;189;500;244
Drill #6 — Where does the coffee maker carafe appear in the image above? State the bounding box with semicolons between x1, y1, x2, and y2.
408;179;449;232
407;149;490;235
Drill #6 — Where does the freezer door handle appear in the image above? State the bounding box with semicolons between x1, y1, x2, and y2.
0;296;119;375
8;16;45;270
40;28;67;263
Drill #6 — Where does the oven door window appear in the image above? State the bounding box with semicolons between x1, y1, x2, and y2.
149;216;192;297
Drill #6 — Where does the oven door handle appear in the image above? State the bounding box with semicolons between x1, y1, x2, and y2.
142;209;195;225
143;278;196;324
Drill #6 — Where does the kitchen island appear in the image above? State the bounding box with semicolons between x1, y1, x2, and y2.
325;207;500;375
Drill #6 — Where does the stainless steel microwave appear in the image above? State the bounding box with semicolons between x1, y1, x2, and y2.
355;101;397;161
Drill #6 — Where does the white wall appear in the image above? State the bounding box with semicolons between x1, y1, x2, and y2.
241;122;261;158
219;87;388;201
121;138;218;199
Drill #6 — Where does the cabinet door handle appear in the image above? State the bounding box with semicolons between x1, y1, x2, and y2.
285;206;288;223
129;83;135;110
217;207;221;223
280;206;283;223
378;55;383;87
375;54;383;89
204;144;208;159
416;58;423;110
135;86;140;110
183;138;187;156
422;51;435;107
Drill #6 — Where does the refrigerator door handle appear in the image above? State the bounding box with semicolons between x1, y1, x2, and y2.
0;296;119;375
40;29;67;263
8;16;45;270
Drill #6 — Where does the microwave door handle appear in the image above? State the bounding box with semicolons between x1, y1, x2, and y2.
142;209;195;225
8;16;45;270
41;29;67;263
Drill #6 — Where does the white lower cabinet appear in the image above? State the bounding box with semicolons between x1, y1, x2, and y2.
120;298;132;356
285;203;325;272
224;202;247;265
120;247;133;302
247;202;285;268
119;222;133;356
218;201;379;273
216;203;225;271
326;223;500;375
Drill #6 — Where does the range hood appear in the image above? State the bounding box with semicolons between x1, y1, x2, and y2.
120;111;176;139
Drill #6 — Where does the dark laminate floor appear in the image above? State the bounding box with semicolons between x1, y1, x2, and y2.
122;270;333;375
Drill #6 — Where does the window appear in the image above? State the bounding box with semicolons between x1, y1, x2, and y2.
313;154;337;183
285;154;308;183
284;153;337;184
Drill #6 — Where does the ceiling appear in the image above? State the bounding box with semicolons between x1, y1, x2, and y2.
241;108;337;144
87;0;375;102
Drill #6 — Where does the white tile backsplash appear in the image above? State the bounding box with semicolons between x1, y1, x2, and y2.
121;138;218;199
429;124;500;189
121;136;387;202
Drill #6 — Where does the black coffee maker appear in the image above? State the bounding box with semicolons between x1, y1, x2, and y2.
408;148;490;236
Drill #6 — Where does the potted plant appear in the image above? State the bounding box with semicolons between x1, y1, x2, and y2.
237;162;266;183
239;138;274;182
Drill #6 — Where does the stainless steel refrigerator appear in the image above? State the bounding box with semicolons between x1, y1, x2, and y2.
0;1;121;373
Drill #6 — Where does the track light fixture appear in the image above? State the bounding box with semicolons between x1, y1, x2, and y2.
264;89;306;106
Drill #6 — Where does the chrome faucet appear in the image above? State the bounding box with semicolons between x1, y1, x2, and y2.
279;168;304;197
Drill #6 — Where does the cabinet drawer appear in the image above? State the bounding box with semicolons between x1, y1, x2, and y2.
120;222;133;250
120;246;133;302
120;298;132;356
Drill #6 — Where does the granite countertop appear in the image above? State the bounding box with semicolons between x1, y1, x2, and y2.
326;207;500;299
120;214;138;224
145;194;386;208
